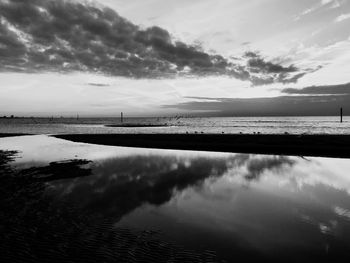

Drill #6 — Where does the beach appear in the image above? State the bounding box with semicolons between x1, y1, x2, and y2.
2;0;350;261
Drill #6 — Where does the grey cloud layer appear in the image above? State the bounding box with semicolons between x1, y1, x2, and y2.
0;0;312;84
282;82;350;95
165;94;349;116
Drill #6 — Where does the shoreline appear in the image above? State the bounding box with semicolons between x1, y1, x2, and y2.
53;133;350;158
105;124;169;128
0;133;31;138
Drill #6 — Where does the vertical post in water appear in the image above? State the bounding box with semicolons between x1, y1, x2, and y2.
340;107;343;123
121;112;123;123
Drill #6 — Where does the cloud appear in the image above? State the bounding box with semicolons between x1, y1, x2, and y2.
294;0;342;21
334;13;350;23
247;54;297;74
87;83;110;87
282;82;350;95
243;51;311;85
322;0;345;9
163;94;349;116
0;0;226;78
0;0;309;85
322;0;334;6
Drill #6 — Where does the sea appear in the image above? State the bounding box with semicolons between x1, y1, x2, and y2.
0;116;349;134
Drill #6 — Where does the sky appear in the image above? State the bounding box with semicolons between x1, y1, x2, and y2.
0;0;350;116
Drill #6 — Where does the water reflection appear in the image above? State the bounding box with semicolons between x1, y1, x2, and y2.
50;155;233;219
244;156;295;180
47;154;302;219
1;135;350;262
0;150;223;263
47;153;350;262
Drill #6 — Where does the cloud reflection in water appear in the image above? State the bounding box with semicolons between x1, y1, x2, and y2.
2;135;350;262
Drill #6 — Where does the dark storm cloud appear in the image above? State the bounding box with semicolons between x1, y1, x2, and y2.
0;0;312;84
164;94;349;116
282;82;350;95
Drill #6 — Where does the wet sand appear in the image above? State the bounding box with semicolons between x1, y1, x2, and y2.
54;134;350;158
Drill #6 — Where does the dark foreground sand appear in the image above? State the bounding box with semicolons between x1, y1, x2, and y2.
54;134;350;158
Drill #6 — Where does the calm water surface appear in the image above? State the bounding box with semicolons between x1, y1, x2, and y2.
1;135;350;262
1;116;350;134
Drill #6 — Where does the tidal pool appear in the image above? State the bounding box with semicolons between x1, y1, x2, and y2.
1;135;350;262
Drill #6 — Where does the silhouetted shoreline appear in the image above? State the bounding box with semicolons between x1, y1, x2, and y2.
0;133;30;138
105;124;169;127
54;134;350;158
